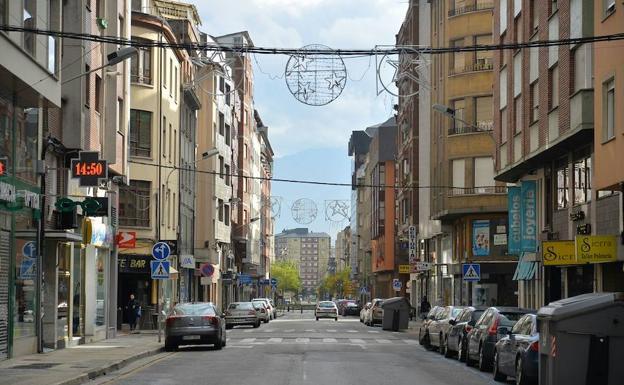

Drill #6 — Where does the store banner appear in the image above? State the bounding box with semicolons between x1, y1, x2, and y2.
520;181;537;252
542;241;577;266
472;220;490;256
575;235;617;264
508;186;521;254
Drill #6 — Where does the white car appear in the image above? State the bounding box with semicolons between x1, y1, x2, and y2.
252;300;270;323
252;298;276;320
315;301;338;321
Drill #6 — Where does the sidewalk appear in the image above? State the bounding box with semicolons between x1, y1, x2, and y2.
0;333;163;385
407;318;423;336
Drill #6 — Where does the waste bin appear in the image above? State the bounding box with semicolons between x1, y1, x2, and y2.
537;292;624;385
381;297;411;331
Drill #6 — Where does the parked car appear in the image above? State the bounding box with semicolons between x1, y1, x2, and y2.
360;302;372;323
225;302;261;329
366;298;385;326
252;300;270;323
445;306;487;361
252;298;276;319
427;306;467;353
493;313;539;385
164;302;226;351
466;306;534;371
418;306;443;346
342;301;359;316
315;301;338;321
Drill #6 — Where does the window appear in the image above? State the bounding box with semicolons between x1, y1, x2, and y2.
475;96;493;131
475;35;493;70
225;124;231;146
604;78;615;141
452;159;466;191
218;199;224;222
225;84;231;105
244;144;248;159
219;77;225;93
96;0;103;18
514;96;522;134
604;0;616;16
452;99;466;133
474;157;494;191
0;0;7;27
530;81;539;123
85;65;91;108
501;107;508;143
119;180;151;227
129;109;151;157
23;0;36;55
573;153;591;205
95;75;102;113
549;65;559;110
530;0;538;32
451;39;465;73
219;156;224;179
162;116;166;158
174;70;178;101
168;123;172;162
551;0;558;14
556;160;568;209
224;164;231;186
219;112;225;135
130;44;152;84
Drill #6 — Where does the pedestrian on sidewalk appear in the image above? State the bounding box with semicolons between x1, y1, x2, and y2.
126;294;140;332
419;296;431;319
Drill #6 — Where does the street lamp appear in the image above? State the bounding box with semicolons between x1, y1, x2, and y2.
432;103;483;132
62;47;137;84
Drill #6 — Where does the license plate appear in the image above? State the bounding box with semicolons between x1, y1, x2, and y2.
182;335;201;340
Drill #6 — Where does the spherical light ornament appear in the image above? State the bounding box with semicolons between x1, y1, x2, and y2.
291;198;318;225
285;44;347;106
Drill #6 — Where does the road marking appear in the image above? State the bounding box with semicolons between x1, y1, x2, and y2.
267;338;283;344
304;329;316;332
295;338;310;343
346;330;357;333
376;339;392;344
350;338;366;344
326;329;337;333
284;329;295;333
323;338;337;343
367;330;380;333
263;329;275;333
243;329;254;333
229;345;253;349
239;338;256;344
403;339;419;344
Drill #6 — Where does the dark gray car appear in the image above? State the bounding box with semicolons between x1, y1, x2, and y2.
445;306;487;360
164;302;226;351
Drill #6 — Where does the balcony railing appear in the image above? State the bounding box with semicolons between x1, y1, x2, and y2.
449;58;493;75
448;120;493;135
448;186;508;196
448;1;495;17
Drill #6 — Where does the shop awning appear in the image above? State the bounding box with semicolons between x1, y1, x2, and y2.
513;252;538;281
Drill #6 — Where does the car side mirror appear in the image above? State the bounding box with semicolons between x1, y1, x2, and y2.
497;326;510;335
449;319;456;326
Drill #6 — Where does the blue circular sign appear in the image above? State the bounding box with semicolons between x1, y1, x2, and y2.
200;263;214;277
270;278;278;286
22;241;37;259
152;242;171;260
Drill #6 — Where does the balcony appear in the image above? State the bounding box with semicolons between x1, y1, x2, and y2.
448;120;493;135
448;1;494;17
447;186;507;197
449;58;493;76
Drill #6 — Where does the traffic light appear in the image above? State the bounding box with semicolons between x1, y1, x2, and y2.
0;158;5;176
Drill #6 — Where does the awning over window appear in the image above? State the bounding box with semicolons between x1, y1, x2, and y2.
513;252;538;281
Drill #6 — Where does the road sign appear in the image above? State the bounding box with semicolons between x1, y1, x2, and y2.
19;259;36;279
158;240;178;255
392;279;402;291
117;231;136;248
462;263;481;282
180;255;195;269
151;260;170;279
152;242;171;260
359;286;369;295
414;262;432;272
22;241;36;259
200;263;215;277
398;264;410;274
270;278;278;286
238;274;252;285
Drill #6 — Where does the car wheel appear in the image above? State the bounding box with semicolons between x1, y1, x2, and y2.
478;345;491;372
466;343;476;367
335;317;338;321
516;357;530;385
443;336;453;358
164;339;177;352
423;333;432;350
225;324;233;330
438;334;445;354
493;351;506;381
253;321;260;328
458;338;467;362
214;335;223;350
263;319;269;324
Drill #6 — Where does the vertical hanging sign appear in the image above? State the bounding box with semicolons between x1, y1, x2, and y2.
520;180;537;252
408;225;417;272
508;186;521;255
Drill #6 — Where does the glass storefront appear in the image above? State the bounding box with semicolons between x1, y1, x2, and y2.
95;249;106;327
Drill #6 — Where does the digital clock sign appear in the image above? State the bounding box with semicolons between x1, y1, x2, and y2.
70;151;108;187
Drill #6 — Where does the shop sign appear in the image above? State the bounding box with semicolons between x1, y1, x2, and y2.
542;241;577;266
493;234;507;246
575;235;617;264
398;264;410;274
180;255;195;269
22;190;40;209
0;181;16;202
472;220;490;256
508;186;521;254
520;181;537;252
118;255;151;273
415;261;432;271
116;231;136;248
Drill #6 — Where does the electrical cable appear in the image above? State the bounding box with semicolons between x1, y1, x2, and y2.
2;25;624;56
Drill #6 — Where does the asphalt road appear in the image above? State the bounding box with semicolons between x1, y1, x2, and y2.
92;311;501;385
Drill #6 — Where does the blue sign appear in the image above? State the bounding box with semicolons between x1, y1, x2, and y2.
238;274;252;285
472;220;491;256
270;278;278;286
152;242;171;260
462;263;481;282
259;279;270;285
200;263;214;277
359;286;369;295
521;181;537;252
150;260;170;279
508;186;522;255
22;241;36;259
19;259;36;279
392;279;402;291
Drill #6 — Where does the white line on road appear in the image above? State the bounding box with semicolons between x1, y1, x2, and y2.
263;329;275;333
295;338;310;343
367;330;380;333
323;338;337;343
376;339;393;344
326;329;337;333
239;338;256;344
243;329;253;333
349;338;366;344
284;329;295;333
346;330;358;333
267;338;283;343
304;329;316;332
403;339;419;344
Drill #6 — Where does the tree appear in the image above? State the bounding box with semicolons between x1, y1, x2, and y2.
270;260;301;295
318;268;352;299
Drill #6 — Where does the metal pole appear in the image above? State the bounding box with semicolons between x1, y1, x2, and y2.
36;158;46;353
158;281;162;343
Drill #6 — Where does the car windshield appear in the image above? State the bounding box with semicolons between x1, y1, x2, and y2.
252;301;265;308
501;312;528;322
319;302;334;308
451;308;463;318
172;303;215;316
229;302;254;310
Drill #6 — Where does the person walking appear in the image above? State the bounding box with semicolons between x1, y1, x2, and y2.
126;294;140;332
420;296;431;318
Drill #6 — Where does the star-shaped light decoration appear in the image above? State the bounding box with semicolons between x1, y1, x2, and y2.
325;71;346;91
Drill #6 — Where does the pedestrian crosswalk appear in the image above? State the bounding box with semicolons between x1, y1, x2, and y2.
226;337;420;347
237;328;382;334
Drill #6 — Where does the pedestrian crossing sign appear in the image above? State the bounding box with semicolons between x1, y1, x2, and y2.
462;263;480;282
151;260;170;279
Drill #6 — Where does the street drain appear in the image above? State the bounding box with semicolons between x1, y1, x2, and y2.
10;363;61;369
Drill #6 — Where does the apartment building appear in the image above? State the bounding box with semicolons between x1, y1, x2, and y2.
335;226;351;272
257;112;275;298
428;0;513;307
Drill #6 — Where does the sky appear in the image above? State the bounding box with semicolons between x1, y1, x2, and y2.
193;0;408;241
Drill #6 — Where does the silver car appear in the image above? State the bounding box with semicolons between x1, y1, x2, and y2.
225;302;261;329
164;302;226;351
252;300;270;323
252;298;276;320
315;301;338;321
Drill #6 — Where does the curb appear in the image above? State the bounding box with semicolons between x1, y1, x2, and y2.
51;345;164;385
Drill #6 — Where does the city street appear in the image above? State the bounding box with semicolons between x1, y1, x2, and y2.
91;311;497;385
